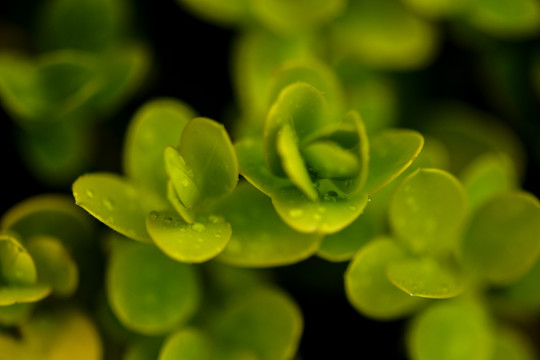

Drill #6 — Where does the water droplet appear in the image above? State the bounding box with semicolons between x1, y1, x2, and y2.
149;211;159;220
313;213;322;221
348;206;357;212
409;293;415;297
368;195;372;202
181;179;190;187
209;215;220;224
289;209;304;218
164;217;173;224
103;198;115;210
192;223;205;232
86;189;95;198
214;233;222;238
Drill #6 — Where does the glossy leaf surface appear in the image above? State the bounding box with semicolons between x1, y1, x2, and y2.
461;192;540;284
146;210;231;263
389;169;468;255
215;182;322;267
107;240;200;334
123;98;195;196
345;238;426;320
73;173;168;242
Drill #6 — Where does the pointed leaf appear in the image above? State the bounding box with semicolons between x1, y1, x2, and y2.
215;182;322;267
73;173;168;242
146;210;231;264
461;192;540;285
389;168;468;255
272;185;369;234
107;240;200;335
179;117;239;201
345;238;427;320
364;129;424;194
387;257;464;299
123;98;195;196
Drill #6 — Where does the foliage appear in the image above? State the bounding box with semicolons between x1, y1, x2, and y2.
1;0;540;359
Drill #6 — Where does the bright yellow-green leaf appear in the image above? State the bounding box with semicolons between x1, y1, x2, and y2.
73;173;169;242
0;285;51;306
107;240;200;334
215;182;322;267
302;140;361;179
159;328;215;360
123;98;195;196
461;192;540;285
0;234;37;286
146;210;231;264
387;257;465;299
179;117;239;201
407;298;494;360
164;146;200;212
389;169;468;255
345;238;427;320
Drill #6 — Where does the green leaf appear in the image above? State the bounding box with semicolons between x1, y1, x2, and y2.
159;328;215;360
363;129;424;195
249;0;346;32
264;82;330;176
0;285;51;306
330;0;438;69
302;141;360;180
407;298;494;360
26;236;78;297
389;168;468;255
146;210;231;264
345;238;427;320
272;185;369;234
73;173;168;242
277;123;318;200
210;286;303;360
38;0;128;52
123;98;195;196
0;303;34;326
124;338;164;360
0;234;37;286
0;309;102;360
107;240;200;335
387;257;464;299
460;153;517;211
401;0;470;19
467;0;540;39
214;182;322;267
164;146;200;213
497;257;540;313
179;117;239;201
461;192;540;285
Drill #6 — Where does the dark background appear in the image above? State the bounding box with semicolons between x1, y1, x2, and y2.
1;1;539;359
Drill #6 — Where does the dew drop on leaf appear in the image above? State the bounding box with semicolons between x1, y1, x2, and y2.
149;211;159;220
289;209;304;218
103;198;115;210
192;223;205;232
86;189;95;198
164;217;173;224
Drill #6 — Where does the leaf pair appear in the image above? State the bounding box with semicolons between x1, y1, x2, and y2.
74;99;239;263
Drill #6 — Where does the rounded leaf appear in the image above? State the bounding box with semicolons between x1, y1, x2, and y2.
215;182;322;267
0;234;37;286
73;173;168;242
345;238;427;320
461;192;540;285
107;240;200;334
146;210;231;264
159;328;214;360
389;168;468;255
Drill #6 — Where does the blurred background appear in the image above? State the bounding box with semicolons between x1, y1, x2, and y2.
1;0;539;358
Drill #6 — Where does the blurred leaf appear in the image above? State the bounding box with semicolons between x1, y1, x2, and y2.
124;337;164;360
498;257;540;314
467;0;540;40
389;168;468;255
330;0;438;69
249;0;346;33
272;185;369;234
407;297;494;360
0;309;102;360
461;192;540;285
179;118;239;202
107;240;200;335
387;257;464;299
345;238;427;320
210;286;303;360
146;210;231;264
26;236;78;297
214;182;322;267
73;173;169;242
400;0;470;19
0;285;51;306
461;153;517;211
0;303;34;326
363;129;424;194
159;328;215;360
38;0;129;52
123;98;195;197
0;234;37;286
176;0;249;26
